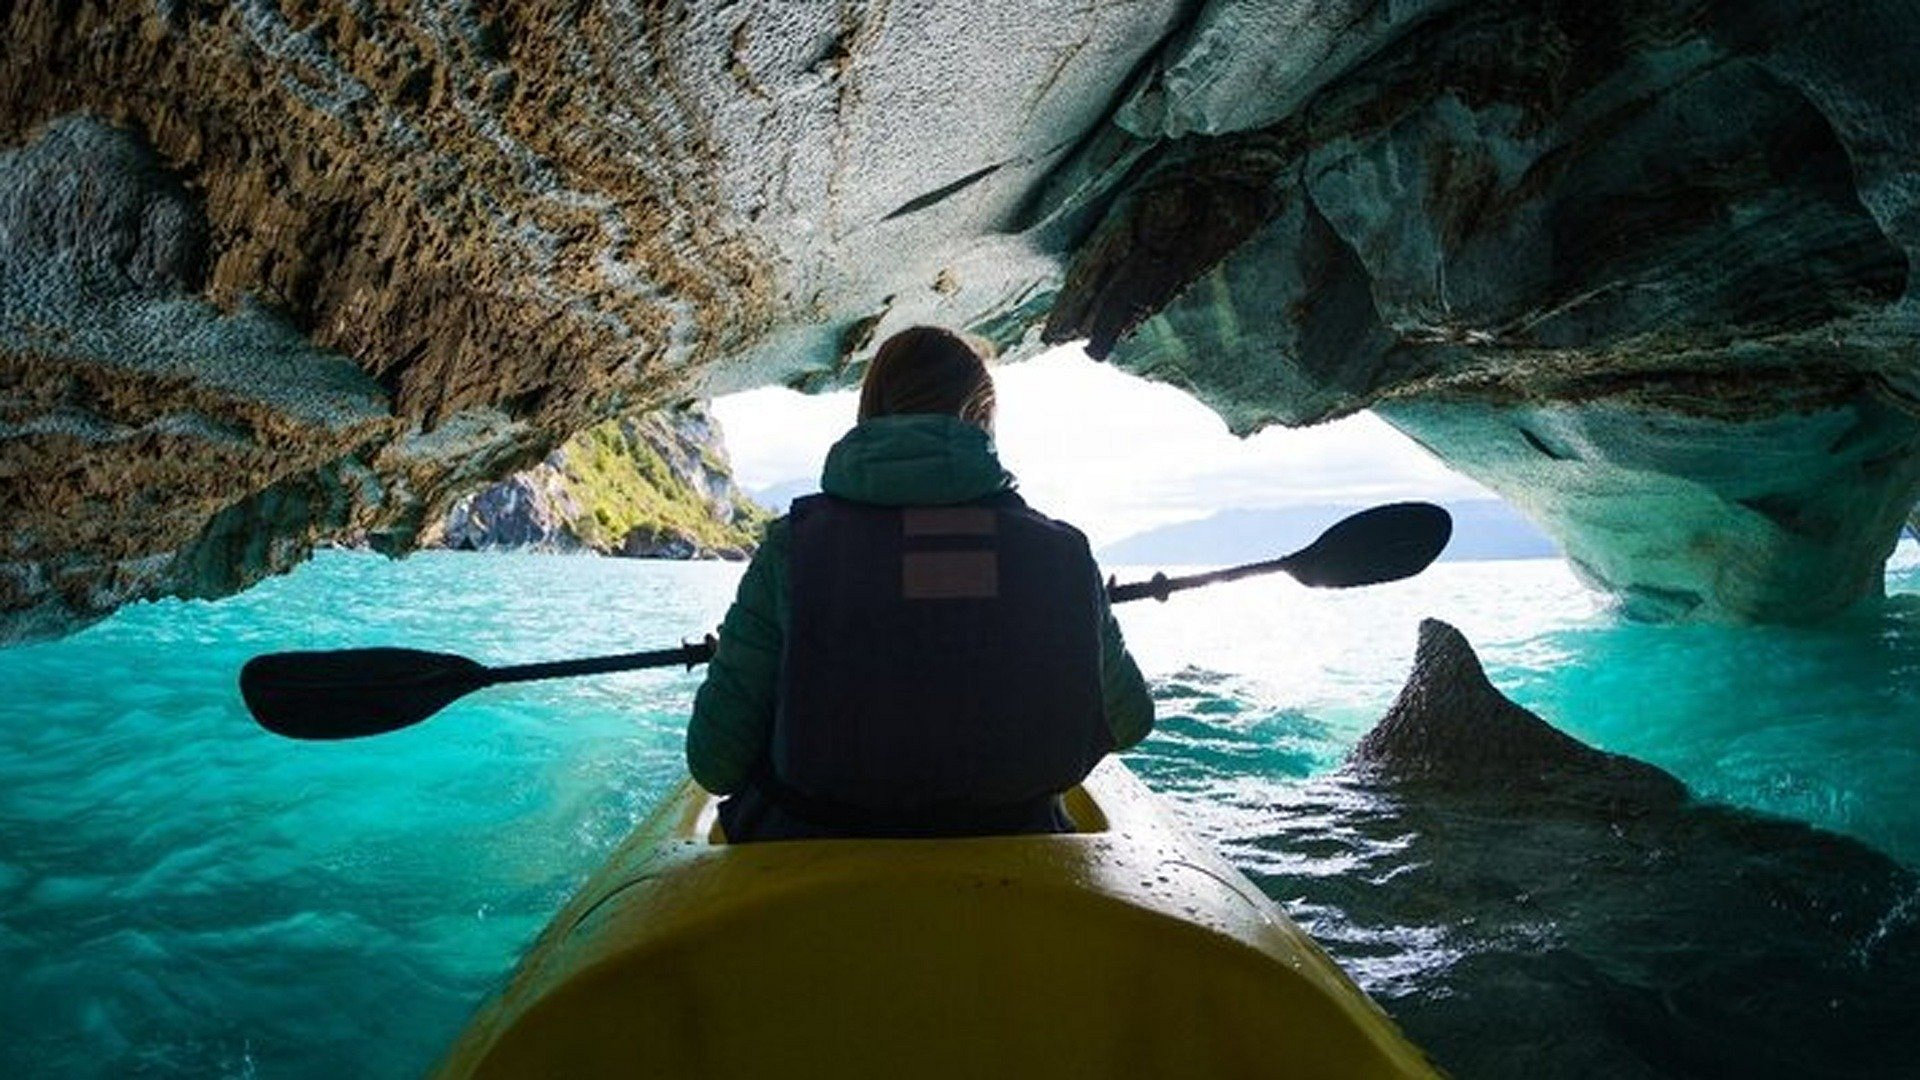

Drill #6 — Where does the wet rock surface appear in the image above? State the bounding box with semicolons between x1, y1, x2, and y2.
1186;618;1920;1078
4;1;1920;633
1350;618;1690;809
1262;769;1920;1078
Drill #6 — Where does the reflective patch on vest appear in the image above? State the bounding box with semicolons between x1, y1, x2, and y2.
901;551;999;599
902;506;998;537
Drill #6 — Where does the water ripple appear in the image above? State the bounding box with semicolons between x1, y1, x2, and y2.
3;550;1920;1076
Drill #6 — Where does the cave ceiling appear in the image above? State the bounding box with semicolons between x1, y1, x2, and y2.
2;0;1917;638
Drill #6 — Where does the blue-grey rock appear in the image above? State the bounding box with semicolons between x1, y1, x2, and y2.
438;473;583;554
1048;1;1920;621
7;1;1920;632
1379;394;1920;621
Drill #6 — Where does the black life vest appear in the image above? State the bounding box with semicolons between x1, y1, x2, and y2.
766;491;1111;835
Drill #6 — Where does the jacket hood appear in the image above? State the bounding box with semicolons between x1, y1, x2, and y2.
820;414;1015;506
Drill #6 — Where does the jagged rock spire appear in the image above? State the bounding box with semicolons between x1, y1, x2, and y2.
1350;618;1688;809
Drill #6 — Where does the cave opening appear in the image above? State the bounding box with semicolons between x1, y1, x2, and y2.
713;343;1521;563
8;0;1920;1069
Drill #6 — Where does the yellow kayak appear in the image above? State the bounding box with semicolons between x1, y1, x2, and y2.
436;759;1439;1079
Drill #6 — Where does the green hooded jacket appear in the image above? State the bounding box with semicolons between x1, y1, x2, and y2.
686;414;1155;795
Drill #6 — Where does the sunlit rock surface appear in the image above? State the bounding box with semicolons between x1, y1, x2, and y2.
428;403;765;559
4;1;1919;633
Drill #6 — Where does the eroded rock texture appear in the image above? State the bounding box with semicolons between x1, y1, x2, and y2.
0;117;395;639
1047;1;1920;621
3;1;1918;635
1350;618;1690;808
0;0;1183;639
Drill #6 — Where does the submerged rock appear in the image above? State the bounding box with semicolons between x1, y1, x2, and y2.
1301;618;1920;1076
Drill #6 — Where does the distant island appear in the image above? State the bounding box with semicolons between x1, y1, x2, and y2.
1098;499;1559;566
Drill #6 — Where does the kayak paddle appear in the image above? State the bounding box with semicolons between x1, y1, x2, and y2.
1106;500;1452;601
241;640;718;741
241;501;1450;740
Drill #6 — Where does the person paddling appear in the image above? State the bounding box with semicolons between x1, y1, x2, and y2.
687;326;1154;841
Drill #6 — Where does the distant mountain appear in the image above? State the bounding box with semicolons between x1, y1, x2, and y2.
747;478;820;515
1097;499;1559;566
1437;500;1564;560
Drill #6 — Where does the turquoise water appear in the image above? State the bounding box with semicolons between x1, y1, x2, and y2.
3;547;1919;1076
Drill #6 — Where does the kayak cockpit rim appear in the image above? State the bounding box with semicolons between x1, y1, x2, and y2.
696;784;1113;843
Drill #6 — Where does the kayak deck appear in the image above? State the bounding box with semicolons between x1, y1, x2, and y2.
436;759;1438;1078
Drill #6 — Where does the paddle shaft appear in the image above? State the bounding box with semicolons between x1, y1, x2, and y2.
483;554;1311;683
424;502;1444;684
486;640;716;686
1105;556;1296;604
241;501;1449;739
470;568;1237;685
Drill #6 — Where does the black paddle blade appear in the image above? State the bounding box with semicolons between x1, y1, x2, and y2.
240;648;490;740
1286;502;1453;588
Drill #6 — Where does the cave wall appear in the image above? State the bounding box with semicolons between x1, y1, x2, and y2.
3;0;1918;635
1379;392;1920;621
0;0;1185;640
1046;0;1920;620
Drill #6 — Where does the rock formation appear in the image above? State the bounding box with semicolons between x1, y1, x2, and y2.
1350;618;1689;810
428;403;764;559
4;2;1919;637
1315;617;1920;1075
1045;2;1920;623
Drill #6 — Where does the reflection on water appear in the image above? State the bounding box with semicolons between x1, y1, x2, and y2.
1135;719;1920;1077
1126;558;1920;1078
1;549;1918;1077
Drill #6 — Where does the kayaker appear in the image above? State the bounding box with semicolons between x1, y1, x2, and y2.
687;326;1154;841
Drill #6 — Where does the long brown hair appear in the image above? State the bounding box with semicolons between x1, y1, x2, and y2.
857;326;997;430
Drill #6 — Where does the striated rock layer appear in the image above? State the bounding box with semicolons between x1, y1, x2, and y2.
3;1;1919;635
1046;0;1920;621
428;403;765;559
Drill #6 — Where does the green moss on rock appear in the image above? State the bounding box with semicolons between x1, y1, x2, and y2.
434;403;766;559
561;418;765;556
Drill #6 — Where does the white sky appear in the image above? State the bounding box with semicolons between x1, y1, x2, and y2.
711;344;1490;546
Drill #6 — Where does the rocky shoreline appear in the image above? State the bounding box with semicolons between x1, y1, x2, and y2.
424;404;765;561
